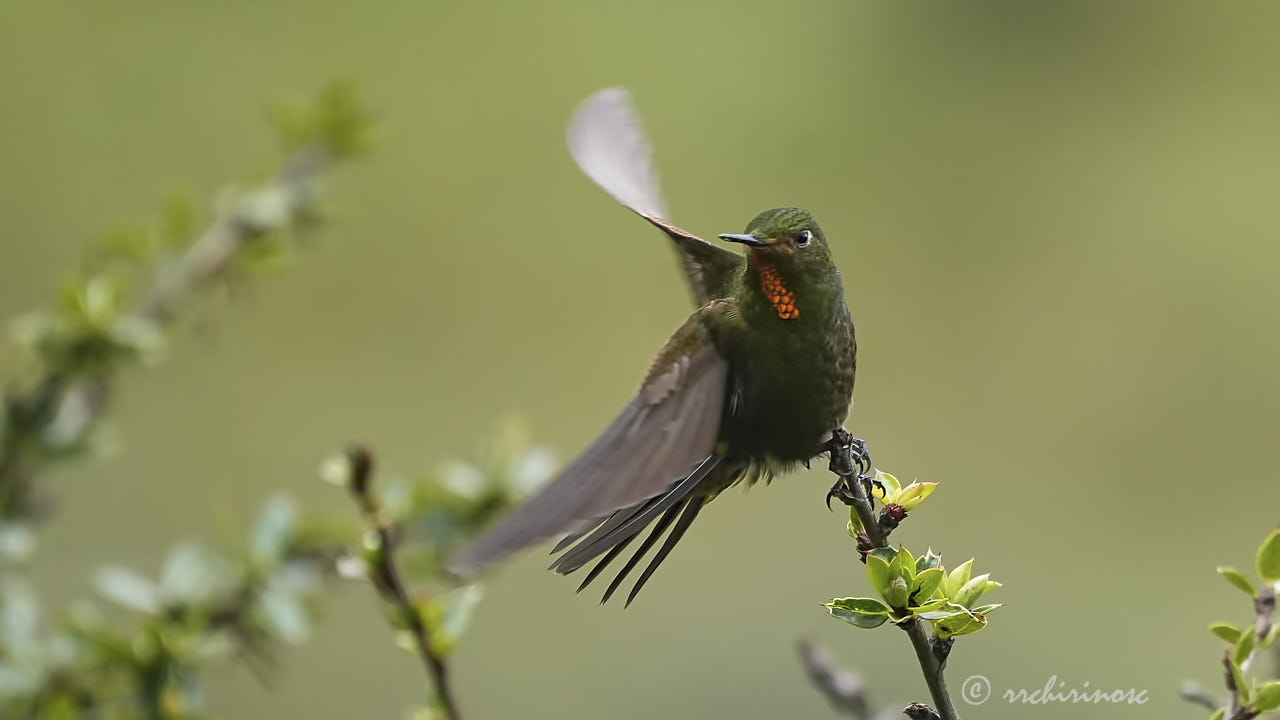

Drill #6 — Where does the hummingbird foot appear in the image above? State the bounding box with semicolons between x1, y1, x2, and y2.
825;428;871;478
824;474;879;510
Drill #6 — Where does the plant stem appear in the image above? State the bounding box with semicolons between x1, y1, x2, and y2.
904;619;961;720
345;446;463;720
826;428;962;720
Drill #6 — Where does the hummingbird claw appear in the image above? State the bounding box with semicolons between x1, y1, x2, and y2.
825;429;872;478
825;476;864;508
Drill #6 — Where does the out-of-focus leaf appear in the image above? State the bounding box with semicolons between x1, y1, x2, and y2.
95;566;159;614
1228;657;1251;705
0;524;35;564
1255;680;1280;712
158;543;235;605
1210;622;1243;645
1218;567;1257;597
511;446;556;496
1256;530;1280;583
0;577;41;665
1234;627;1257;667
258;578;309;644
319;453;353;487
252;494;299;563
0;665;37;702
439;462;486;501
434;584;483;655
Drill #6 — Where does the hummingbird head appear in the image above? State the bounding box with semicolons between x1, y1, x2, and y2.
718;207;831;265
719;208;839;320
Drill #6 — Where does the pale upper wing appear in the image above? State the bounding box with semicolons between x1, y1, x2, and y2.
567;88;740;305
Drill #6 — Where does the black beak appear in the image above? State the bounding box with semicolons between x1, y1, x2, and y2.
718;233;767;248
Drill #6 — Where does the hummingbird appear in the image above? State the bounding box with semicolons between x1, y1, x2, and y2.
453;88;859;605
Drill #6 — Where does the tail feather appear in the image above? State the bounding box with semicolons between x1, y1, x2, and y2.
626;498;704;606
598;502;684;603
550;455;720;575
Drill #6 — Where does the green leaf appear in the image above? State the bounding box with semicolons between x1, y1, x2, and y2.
1210;622;1243;645
1234;627;1257;666
954;574;1000;608
891;546;917;585
1209;709;1225;720
894;481;938;511
934;607;988;638
1218;566;1257;597
826;597;892;629
874;470;901;497
1256;529;1280;583
867;554;893;596
912;567;945;603
908;598;950;614
868;546;898;565
943;559;974;599
916;549;942;573
883;576;911;610
916;603;971;621
1255;680;1280;712
1265;624;1280;649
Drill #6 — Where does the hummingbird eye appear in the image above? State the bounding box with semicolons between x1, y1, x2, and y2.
794;229;813;247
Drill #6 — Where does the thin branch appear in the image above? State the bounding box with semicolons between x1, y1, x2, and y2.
344;446;463;720
904;620;960;720
826;428;885;551
1178;681;1221;711
797;639;874;718
0;144;334;518
1183;580;1277;717
1253;583;1276;669
826;427;963;720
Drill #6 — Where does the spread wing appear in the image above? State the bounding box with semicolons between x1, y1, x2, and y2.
451;305;731;580
567;87;740;305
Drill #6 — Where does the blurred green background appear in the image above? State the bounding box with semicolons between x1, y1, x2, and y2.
2;1;1278;717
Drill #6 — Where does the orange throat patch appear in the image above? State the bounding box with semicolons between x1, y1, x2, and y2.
753;254;800;320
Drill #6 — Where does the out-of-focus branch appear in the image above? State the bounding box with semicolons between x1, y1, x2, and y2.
1181;532;1280;719
342;446;463;720
0;83;369;520
1223;653;1260;720
797;639;901;720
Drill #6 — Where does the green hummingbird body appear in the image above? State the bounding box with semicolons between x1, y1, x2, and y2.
716;215;857;470
453;91;858;605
